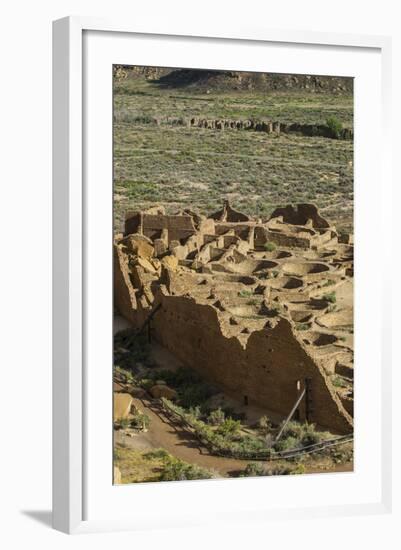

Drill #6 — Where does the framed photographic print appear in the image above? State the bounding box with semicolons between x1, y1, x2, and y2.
52;17;392;534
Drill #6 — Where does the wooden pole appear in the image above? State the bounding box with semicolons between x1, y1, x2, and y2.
275;387;306;442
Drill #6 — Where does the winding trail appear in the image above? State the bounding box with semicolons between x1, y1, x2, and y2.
115;397;249;476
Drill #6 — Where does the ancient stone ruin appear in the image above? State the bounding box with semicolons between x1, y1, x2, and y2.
114;201;354;434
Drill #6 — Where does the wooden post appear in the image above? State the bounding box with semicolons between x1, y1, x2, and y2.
275;387;306;442
304;377;313;422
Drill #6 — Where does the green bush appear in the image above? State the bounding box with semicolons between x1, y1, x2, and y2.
274;421;331;452
159;457;214;481
130;412;150;430
263;242;276;252
217;418;241;438
188;406;202;420
238;289;253;298
295;323;310;331
301;424;323;446
114;365;135;384
274;436;301;452
143;448;169;460
280;421;305;439
208;408;226;426
240;462;266;477
326;116;343;139
322;291;336;303
331;375;348;388
266;463;305;476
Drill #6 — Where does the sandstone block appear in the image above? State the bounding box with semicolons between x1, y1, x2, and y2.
149;384;178;400
114;393;133;420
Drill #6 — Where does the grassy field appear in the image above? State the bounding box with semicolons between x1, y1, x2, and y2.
114;72;353;233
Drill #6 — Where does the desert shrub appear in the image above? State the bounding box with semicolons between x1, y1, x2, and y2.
331;375;348;388
114;365;135;384
240;462;266;477
295;323;309;331
326;116;343;139
274;421;331;452
300;424;323;446
188;406;202;420
322;291;336;303
143;448;169;460
258;415;270;433
208;408;226;426
131;412;150;430
328;443;353;464
115;417;131;430
280;421;305;439
217;418;241;438
266;463;305;476
159;457;213;481
274;436;301;452
221;407;247;421
238;289;253;298
235;435;267;453
264;242;276;252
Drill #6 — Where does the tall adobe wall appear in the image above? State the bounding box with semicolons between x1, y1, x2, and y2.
153;294;352;434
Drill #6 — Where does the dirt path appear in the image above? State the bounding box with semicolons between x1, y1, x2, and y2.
115;397;353;476
115;397;250;476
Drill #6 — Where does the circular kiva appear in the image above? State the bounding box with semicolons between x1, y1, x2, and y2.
289;310;314;323
228;258;279;275
281;261;330;277
316;309;353;329
302;331;339;347
266;276;303;290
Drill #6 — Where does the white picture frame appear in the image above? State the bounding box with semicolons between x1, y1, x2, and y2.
52;16;392;534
